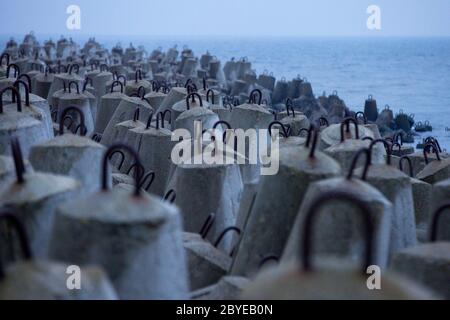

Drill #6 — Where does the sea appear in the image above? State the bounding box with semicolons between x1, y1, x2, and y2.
2;35;450;149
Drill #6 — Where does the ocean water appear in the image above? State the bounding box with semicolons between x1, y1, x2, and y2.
2;35;450;149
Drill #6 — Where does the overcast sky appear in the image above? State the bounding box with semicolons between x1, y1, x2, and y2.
1;0;450;37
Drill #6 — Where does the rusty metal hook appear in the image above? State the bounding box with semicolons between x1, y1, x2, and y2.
355;111;367;125
199;213;216;239
110;80;124;93
164;189;176;203
83;77;93;92
214;226;241;256
347;148;371;180
429;203;450;242
145;111;155;130
10;137;26;184
206;89;215;104
0;86;22;113
301;191;374;274
340;117;360;142
103;144;142;197
259;255;279;269
213;120;232;143
13;80;30;107
186;92;203;110
6;64;20;78
137;86;146;99
135;69;142;82
163;110;172;126
108;150;125;171
133;108;140;122
0;209;33;279
117;75;127;86
305;124;319;158
59;106;86;136
318;117;329;127
17;74;32;95
248;89;262;105
68;81;80;94
399;156;413;177
268;121;289;138
424;142;441;164
140;171;156;191
369;139;391;165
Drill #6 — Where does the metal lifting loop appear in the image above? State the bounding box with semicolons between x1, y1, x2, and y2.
10;137;26;184
0;208;33;279
424;142;441;164
185;93;203;110
59;106;86;136
110;80;124;93
6;64;20;78
206;89;215;105
347;148;371;181
103;144;142;197
108;150;125;171
301;191;374;274
13;80;30;107
355;111;367;125
17;74;32;94
268;121;289;138
248;89;262;105
0;86;22;113
399;156;413;177
305;124;319;158
340;118;360;142
199;213;216;239
164;189;176;203
429;203;450;242
68;81;80;94
369;139;391;165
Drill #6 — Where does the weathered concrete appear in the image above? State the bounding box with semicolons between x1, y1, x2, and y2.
191;276;250;300
0;172;80;258
242;259;436;299
391;242;450;299
29;134;106;195
49;188;189;300
282;178;392;269
183;232;231;291
0;260;118;300
232;146;341;277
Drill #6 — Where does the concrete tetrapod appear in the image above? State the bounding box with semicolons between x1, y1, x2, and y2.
100;93;153;147
282;148;392;269
0;137;80;258
49;144;189;299
354;139;417;259
231;125;340;277
0;211;118;300
183;214;235;291
94;80;126;134
391;203;450;299
29;106;106;195
429;179;450;241
243;191;435;299
192;276;250;300
324;118;383;173
165;138;244;252
416;143;450;184
57;81;95;134
0;87;50;158
398;155;432;242
228;89;273;185
123;112;175;196
174;93;218;137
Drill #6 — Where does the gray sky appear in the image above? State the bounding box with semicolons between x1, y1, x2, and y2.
1;0;450;37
